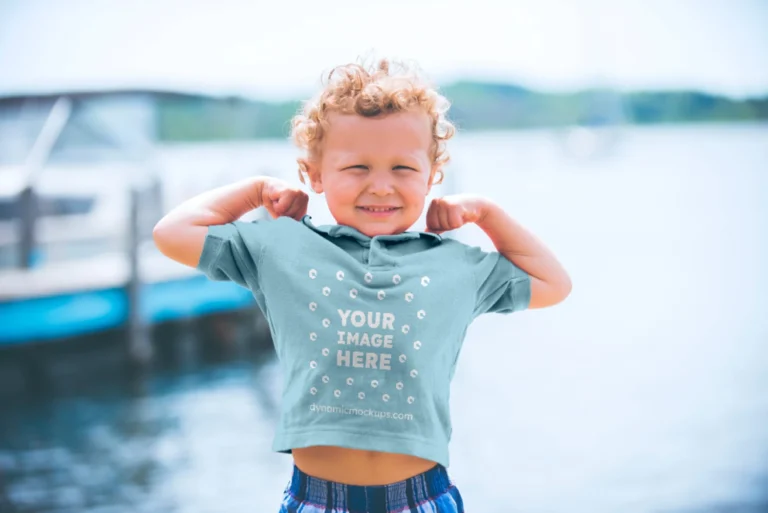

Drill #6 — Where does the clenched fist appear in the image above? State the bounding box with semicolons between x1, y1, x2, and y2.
260;178;309;221
425;194;489;234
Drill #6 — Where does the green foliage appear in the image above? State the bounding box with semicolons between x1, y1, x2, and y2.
156;94;301;141
154;85;768;142
624;91;765;123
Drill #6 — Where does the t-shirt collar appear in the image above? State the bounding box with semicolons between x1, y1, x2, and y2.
301;215;442;244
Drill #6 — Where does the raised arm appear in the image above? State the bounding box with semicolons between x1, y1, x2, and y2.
475;201;572;309
152;176;308;268
426;194;572;310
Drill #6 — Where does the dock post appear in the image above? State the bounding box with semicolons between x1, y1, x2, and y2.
127;186;153;367
17;96;72;269
176;316;200;370
17;186;37;269
232;310;252;359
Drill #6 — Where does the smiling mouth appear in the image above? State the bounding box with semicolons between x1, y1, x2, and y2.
357;207;401;213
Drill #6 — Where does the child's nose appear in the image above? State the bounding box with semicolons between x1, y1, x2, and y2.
366;172;395;195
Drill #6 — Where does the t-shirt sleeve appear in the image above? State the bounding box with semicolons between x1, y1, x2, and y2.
196;220;267;292
465;245;532;317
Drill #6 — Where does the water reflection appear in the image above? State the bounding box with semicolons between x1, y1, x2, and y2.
0;309;291;512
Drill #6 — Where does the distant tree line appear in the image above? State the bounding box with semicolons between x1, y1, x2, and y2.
155;81;768;141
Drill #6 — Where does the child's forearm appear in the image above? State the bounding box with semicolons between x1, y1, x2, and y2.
477;201;572;304
153;176;268;268
160;176;269;228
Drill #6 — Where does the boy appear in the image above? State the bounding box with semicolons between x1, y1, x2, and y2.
154;58;571;512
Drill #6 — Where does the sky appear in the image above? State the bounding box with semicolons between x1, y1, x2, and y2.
0;0;766;100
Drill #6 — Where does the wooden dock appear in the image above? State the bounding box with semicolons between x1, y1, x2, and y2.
0;242;255;346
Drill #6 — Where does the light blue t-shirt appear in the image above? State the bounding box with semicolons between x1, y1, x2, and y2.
196;214;531;467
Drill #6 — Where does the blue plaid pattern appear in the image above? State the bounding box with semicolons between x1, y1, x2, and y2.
279;463;464;512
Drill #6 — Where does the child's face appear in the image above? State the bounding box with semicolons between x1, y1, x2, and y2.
307;110;437;237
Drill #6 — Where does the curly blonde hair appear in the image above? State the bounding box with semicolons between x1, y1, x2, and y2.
291;57;456;185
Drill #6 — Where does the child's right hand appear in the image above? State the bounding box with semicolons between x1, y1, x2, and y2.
154;176;308;269
260;177;309;221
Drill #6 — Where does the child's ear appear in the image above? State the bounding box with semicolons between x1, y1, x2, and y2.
300;159;323;194
427;165;444;194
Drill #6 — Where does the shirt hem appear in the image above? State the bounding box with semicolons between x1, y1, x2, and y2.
272;428;450;468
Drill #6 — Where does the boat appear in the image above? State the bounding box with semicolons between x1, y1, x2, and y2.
0;92;262;354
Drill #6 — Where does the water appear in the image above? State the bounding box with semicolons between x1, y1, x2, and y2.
1;123;767;512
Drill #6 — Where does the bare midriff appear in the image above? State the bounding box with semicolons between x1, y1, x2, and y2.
292;446;438;485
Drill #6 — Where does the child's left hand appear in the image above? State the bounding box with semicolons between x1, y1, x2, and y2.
425;194;490;234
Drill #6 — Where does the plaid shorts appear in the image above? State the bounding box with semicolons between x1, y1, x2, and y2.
279;462;465;512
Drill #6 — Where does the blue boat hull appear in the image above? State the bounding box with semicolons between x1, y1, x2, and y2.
0;276;255;346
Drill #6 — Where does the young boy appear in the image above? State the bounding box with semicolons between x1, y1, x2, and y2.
153;58;571;512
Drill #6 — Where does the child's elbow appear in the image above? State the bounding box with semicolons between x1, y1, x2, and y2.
528;274;572;309
152;219;207;268
551;274;572;305
152;218;172;254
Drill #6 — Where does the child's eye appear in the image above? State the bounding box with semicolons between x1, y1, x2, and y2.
341;165;417;172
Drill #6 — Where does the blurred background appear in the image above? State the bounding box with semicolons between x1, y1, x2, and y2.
0;0;767;511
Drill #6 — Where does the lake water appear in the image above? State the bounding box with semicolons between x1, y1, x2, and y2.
1;123;767;512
